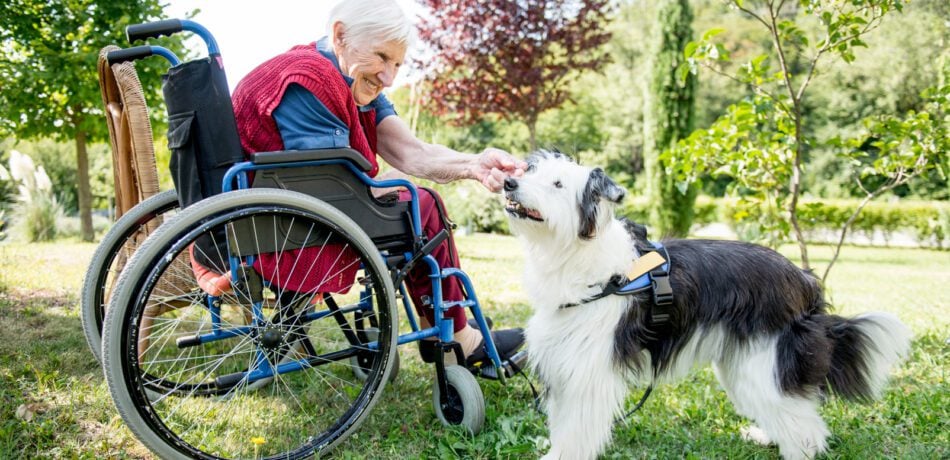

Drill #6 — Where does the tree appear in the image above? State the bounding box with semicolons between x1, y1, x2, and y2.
0;0;181;241
670;0;911;270
415;0;614;150
820;81;948;281
644;0;698;237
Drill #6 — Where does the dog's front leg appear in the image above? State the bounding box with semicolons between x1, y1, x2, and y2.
541;372;627;460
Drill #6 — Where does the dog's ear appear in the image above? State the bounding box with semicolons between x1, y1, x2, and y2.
588;168;625;204
579;168;627;240
621;217;649;241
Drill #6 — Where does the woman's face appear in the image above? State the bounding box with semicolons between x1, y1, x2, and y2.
334;29;407;106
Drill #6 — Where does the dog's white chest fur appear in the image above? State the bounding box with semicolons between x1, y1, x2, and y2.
525;296;630;389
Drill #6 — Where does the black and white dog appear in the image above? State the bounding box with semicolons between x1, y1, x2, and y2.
503;151;911;460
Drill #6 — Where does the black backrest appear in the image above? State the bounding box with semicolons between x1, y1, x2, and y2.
163;57;244;209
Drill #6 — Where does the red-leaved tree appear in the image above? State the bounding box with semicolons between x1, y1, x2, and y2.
415;0;614;150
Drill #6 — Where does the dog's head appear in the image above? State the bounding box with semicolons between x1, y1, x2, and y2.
504;150;626;242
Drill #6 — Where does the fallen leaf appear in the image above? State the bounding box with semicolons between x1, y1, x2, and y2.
15;402;49;422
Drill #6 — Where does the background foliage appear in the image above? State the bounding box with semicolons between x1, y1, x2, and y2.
0;0;188;240
0;0;945;246
415;0;614;150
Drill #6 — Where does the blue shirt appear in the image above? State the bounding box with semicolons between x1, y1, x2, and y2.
272;38;397;150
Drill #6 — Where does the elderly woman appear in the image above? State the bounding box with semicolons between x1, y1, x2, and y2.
230;0;525;366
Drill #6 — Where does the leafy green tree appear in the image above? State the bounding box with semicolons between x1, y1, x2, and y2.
671;0;910;270
644;0;698;237
804;0;949;200
0;0;182;241
821;81;948;280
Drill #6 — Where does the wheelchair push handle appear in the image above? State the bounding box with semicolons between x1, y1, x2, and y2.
126;19;221;56
127;19;183;42
106;45;181;66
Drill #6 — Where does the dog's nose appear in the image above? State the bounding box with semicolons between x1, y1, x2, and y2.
503;177;518;191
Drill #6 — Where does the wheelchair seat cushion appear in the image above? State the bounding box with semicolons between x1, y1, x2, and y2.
188;244;232;296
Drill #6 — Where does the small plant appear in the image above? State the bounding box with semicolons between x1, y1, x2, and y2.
0;163;9;241
6;149;63;242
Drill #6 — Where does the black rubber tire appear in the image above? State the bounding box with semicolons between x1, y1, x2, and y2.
432;365;485;435
80;190;179;364
102;189;398;459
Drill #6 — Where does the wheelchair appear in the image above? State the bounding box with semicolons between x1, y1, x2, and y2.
97;19;526;459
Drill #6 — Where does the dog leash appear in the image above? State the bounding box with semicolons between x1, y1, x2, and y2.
552;242;671;420
623;385;654;418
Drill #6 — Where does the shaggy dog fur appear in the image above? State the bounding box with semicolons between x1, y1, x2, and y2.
503;151;911;460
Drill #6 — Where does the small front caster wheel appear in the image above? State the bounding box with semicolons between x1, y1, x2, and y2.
432;365;485;434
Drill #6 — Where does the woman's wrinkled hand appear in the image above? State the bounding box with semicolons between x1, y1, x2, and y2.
474;148;527;193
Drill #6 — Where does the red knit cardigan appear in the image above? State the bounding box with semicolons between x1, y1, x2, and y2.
231;43;380;177
230;44;381;293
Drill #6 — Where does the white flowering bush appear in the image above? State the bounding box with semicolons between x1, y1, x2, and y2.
6;150;62;242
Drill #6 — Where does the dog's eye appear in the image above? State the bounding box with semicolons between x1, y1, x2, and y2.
554;180;563;189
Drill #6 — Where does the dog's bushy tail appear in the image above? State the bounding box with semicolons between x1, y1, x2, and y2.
824;312;911;401
778;312;911;401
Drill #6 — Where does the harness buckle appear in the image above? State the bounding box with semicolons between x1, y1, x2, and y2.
651;274;673;306
650;272;673;326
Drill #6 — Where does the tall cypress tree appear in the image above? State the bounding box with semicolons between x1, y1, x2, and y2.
644;0;697;237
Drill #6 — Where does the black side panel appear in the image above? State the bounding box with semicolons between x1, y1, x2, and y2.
163;57;244;208
238;165;412;252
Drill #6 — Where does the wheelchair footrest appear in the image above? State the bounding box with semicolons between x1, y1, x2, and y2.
473;350;528;380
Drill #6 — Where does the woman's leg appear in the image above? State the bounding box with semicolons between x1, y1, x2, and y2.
401;188;468;332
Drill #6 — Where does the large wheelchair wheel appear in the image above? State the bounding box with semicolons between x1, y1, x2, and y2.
102;189;398;459
81;190;180;364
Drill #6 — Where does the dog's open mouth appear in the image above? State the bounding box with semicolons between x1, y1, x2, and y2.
505;198;543;221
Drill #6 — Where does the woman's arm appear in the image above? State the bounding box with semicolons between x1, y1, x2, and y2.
376;116;525;192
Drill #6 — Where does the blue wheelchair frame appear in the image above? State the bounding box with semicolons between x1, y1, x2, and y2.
175;158;505;386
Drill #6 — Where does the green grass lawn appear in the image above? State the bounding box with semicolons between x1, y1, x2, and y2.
0;236;946;459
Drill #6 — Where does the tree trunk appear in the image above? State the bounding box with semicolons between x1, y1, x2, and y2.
766;2;810;270
789;139;810;270
527;119;538;152
75;129;94;242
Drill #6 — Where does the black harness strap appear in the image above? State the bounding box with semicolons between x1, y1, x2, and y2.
647;245;673;329
554;244;673;420
557;245;674;330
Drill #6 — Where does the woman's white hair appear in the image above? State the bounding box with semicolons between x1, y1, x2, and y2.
327;0;413;50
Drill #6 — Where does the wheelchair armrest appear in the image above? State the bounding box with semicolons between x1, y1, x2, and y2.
250;148;372;172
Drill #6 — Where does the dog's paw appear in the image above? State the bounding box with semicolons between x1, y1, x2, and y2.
740;425;773;446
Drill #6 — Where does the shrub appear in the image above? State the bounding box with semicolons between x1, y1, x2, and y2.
441;181;511;235
722;197;948;249
6;150;63;242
